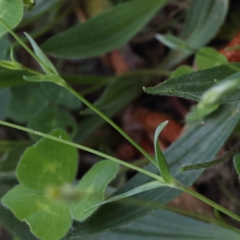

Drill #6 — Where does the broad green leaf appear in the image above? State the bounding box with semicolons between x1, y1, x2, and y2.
41;0;168;58
0;0;23;37
234;154;240;177
83;181;166;214
154;121;174;184
170;65;192;78
28;108;78;141
67;102;240;238
8;83;81;123
17;129;78;191
70;160;119;221
144;63;240;102
86;209;240;240
161;0;228;69
0;88;11;120
196;47;228;70
2;185;72;240
24;33;58;75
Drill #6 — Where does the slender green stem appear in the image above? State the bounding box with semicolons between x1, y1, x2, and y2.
62;82;158;167
0;120;163;183
178;184;240;223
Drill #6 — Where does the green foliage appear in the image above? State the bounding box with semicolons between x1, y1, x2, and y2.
25;33;59;75
28;108;78;141
41;0;169;58
2;129;119;240
68;102;240;238
196;47;228;70
17;129;78;190
144;64;240;102
170;65;192;78
70;160;119;221
8;83;81;139
161;0;229;68
0;0;23;37
154;121;174;184
2;0;240;239
87;209;240;240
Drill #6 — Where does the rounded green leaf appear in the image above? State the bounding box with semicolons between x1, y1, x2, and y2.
0;0;24;37
17;129;78;191
70;160;119;221
2;185;72;240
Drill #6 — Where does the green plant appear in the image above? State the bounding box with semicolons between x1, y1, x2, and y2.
1;0;240;240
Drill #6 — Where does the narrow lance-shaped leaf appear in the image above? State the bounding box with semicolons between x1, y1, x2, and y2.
24;33;59;75
41;0;169;58
154;121;174;184
144;63;240;102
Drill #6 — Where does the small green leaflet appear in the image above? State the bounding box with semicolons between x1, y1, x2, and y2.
0;0;23;37
196;47;228;70
2;129;119;240
17;129;78;190
25;33;59;76
154;121;174;184
170;65;192;79
69;160;119;221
